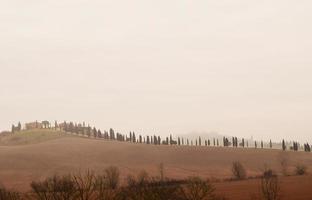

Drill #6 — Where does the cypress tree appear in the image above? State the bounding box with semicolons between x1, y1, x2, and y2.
282;139;286;151
133;132;136;143
199;136;202;146
97;130;102;138
17;122;22;131
147;136;150;144
109;128;115;140
11;125;15;133
93;127;97;138
269;140;272;148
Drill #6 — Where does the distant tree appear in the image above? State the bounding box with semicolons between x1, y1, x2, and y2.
195;139;198;146
282;140;286;151
158;136;161;145
182;138;184;145
170;134;173;145
133;132;136;143
205;140;207;146
187;139;189;146
255;141;257;149
129;132;132;142
97;130;102;138
86;126;91;137
246;141;249;148
270;140;273;148
166;137;169;145
17;122;22;131
93;127;97;138
139;135;142;143
147;136;150;144
293;142;299;151
208;139;210;146
178;137;181;146
109;128;115;140
242;138;245;148
213;138;216;146
54;121;58;130
11;125;15;133
199;136;201;146
261;141;264;149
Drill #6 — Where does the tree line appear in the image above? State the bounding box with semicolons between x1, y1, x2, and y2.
9;121;312;153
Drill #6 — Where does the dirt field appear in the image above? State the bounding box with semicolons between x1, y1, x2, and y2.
0;130;312;199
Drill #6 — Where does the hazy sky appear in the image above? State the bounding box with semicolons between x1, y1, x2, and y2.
1;0;312;142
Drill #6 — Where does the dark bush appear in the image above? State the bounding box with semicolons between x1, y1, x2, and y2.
0;186;21;200
231;161;247;180
30;175;76;200
180;177;217;200
295;165;307;175
260;175;280;200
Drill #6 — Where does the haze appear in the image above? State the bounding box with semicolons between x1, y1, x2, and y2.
1;0;312;142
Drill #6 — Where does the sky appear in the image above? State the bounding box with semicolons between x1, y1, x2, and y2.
1;0;312;142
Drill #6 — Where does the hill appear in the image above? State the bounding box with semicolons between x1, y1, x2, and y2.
0;130;312;195
0;129;71;146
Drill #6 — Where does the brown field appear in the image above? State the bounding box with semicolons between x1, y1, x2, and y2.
0;130;312;199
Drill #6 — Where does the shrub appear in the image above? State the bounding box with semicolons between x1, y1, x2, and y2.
104;166;120;190
120;175;181;200
263;168;275;178
73;170;96;200
30;175;76;200
295;165;307;175
0;186;21;200
231;161;247;180
180;177;216;200
260;176;280;200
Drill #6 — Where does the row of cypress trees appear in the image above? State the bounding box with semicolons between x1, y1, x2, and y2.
9;121;311;152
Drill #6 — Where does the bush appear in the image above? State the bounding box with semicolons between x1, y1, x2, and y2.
30;175;76;200
104;166;120;190
180;177;216;200
0;186;21;200
260;176;280;200
73;170;96;200
295;165;307;175
231;161;247;180
263;168;275;178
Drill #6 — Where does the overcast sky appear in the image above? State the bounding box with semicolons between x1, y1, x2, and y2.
1;0;312;142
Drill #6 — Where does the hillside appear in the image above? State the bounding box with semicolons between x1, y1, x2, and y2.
0;130;312;194
0;129;71;146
